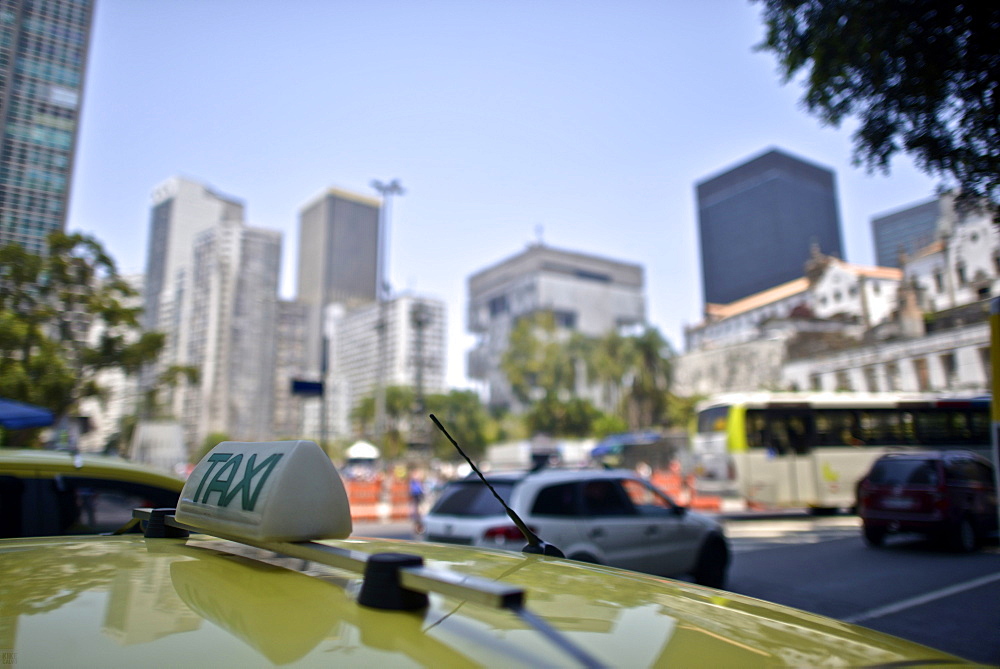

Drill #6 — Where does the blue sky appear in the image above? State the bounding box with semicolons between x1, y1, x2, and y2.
66;0;940;389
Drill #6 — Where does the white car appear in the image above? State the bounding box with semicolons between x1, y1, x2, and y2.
421;467;730;588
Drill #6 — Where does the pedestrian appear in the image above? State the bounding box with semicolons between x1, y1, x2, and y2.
409;467;425;535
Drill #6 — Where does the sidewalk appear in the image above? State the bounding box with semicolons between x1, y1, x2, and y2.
352;518;414;537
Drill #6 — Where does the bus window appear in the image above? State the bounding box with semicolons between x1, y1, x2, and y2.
813;410;862;446
766;412;812;455
913;410;953;445
746;410;767;449
697;406;729;433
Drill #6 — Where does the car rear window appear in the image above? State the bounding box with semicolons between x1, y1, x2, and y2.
430;480;514;516
867;459;939;486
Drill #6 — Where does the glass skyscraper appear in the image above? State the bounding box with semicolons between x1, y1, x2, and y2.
0;0;94;254
697;148;844;306
871;197;940;268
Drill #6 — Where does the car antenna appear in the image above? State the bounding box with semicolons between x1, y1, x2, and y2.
430;414;564;558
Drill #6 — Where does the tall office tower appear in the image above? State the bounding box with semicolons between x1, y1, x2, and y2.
141;177;245;416
467;243;646;410
297;188;381;373
697;148;844;306
871;196;941;268
183;219;281;447
323;294;446;439
0;0;95;253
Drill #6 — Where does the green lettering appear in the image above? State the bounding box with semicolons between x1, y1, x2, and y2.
200;453;243;505
226;453;283;511
192;452;232;503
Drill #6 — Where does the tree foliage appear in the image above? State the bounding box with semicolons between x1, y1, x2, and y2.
352;386;497;460
501;312;679;433
0;233;164;435
755;0;1000;217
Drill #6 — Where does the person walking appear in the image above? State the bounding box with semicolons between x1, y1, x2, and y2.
408;467;425;535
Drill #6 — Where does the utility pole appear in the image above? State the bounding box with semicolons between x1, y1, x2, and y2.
410;302;432;451
370;179;404;454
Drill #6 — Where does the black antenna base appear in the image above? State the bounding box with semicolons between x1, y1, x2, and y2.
522;541;564;558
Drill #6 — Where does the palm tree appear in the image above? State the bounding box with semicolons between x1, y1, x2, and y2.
623;327;673;429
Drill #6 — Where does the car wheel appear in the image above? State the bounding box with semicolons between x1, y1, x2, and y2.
949;517;977;553
862;523;886;548
692;534;729;589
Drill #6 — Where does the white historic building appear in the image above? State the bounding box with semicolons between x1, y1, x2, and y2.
905;195;1000;313
675;252;903;396
676;194;996;399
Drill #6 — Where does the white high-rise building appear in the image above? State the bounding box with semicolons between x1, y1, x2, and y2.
321;294;446;439
183;219;281;447
142;177;245;420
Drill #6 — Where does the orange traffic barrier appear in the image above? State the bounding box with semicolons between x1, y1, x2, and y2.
346;480;381;522
388;481;410;521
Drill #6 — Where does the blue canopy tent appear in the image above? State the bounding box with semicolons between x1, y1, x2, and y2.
590;431;662;458
0;398;55;429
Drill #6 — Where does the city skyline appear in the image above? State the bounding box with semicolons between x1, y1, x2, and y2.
65;1;941;388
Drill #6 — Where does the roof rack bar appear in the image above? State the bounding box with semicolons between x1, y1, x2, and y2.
132;507;525;611
401;565;524;610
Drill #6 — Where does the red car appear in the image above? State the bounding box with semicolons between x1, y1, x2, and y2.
856;450;998;552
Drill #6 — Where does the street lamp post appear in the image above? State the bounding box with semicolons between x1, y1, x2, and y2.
371;179;405;455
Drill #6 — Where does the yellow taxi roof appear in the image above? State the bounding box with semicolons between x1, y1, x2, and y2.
0;439;973;666
0;448;185;490
0;532;970;667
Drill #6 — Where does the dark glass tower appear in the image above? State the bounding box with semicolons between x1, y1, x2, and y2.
871;197;940;268
696;148;843;305
0;0;94;254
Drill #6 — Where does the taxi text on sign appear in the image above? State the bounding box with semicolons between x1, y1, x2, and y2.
175;440;352;542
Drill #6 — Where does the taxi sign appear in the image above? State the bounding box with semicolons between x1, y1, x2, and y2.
175;440;352;541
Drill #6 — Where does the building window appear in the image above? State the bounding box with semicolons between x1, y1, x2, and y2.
863;366;878;392
939;353;957;387
488;295;508;316
552;310;577;329
835;371;852;391
885;362;900;391
956;263;967;287
934;272;944;293
810;374;822;391
980;347;992;388
914;358;930;391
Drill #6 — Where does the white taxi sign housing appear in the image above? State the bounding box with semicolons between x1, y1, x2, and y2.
175;440;352;541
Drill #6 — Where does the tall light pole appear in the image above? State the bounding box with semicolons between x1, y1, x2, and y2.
371;179;405;454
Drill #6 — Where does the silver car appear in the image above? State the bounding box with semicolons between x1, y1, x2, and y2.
421;467;730;588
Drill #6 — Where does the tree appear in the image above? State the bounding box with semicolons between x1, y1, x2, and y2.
755;0;1000;218
424;389;496;459
0;233;164;445
351;385;416;458
623;327;674;429
501;311;578;407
